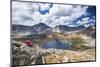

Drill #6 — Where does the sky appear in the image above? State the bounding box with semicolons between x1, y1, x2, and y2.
12;1;96;27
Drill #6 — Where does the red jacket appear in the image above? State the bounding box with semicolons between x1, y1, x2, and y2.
23;40;33;46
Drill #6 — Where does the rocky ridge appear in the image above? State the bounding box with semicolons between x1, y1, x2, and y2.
12;41;95;65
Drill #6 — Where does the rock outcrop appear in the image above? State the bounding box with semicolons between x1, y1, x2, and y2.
12;41;95;66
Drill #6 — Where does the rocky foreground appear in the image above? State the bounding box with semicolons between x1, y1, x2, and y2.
12;41;96;66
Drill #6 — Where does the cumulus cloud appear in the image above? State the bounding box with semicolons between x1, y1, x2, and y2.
12;2;43;26
12;1;95;27
43;4;89;27
76;16;95;27
49;4;73;16
39;3;51;11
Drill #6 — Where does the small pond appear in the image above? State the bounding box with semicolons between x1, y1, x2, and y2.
42;39;71;50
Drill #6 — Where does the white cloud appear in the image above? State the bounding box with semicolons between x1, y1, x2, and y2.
76;17;90;25
76;16;95;28
39;3;51;11
49;4;73;16
12;1;90;27
12;1;40;26
43;4;89;27
82;17;89;21
77;20;87;25
69;6;88;21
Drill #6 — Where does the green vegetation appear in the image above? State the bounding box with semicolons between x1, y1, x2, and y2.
69;37;87;51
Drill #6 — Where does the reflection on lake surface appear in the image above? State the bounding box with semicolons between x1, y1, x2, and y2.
42;39;71;50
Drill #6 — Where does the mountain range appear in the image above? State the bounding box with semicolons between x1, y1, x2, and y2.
80;25;96;38
12;23;95;34
52;25;86;33
12;23;51;34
